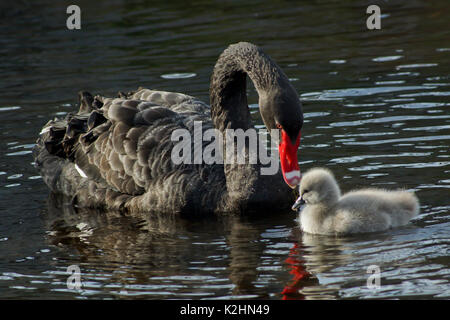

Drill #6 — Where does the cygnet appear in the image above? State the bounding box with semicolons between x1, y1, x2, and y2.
292;168;419;235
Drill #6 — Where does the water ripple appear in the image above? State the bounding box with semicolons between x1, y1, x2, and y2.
349;161;450;171
342;135;450;146
330;115;450;127
305;86;436;101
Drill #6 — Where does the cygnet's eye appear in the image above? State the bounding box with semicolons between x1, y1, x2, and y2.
302;189;309;195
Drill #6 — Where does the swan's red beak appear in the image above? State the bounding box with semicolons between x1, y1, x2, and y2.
278;130;301;188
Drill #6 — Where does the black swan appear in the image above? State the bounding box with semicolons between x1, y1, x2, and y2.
33;42;304;217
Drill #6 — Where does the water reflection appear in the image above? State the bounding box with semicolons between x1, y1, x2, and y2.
42;193;304;299
281;242;321;300
293;220;450;299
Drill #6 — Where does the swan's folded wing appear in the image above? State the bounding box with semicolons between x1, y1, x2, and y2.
128;88;210;114
38;89;212;197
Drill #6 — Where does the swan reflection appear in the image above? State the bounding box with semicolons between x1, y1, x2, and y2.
42;193;311;298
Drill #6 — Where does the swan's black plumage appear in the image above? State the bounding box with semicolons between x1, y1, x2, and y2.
33;42;303;217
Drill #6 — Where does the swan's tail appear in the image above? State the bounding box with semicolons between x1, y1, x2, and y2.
32;91;100;195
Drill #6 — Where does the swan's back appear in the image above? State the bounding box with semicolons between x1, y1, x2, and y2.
34;89;227;216
339;189;419;220
335;188;419;233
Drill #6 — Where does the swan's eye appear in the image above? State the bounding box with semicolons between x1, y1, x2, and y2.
302;189;309;195
276;123;282;129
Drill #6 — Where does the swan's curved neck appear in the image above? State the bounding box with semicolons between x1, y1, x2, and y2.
207;43;295;208
209;42;290;132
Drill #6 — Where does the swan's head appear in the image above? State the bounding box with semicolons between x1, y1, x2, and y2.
260;86;303;189
296;167;341;206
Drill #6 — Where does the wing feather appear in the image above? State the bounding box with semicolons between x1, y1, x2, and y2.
37;88;213;202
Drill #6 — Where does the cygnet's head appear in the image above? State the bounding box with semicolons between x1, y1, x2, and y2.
298;168;341;205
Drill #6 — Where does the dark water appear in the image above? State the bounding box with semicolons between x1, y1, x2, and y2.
0;0;449;299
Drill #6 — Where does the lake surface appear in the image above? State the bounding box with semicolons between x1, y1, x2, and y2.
0;0;449;299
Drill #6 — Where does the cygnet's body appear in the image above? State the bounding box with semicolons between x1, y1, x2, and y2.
293;168;419;235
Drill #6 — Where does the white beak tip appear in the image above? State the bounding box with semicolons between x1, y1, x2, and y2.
284;170;301;188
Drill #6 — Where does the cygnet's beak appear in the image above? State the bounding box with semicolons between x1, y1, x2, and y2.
291;197;305;212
